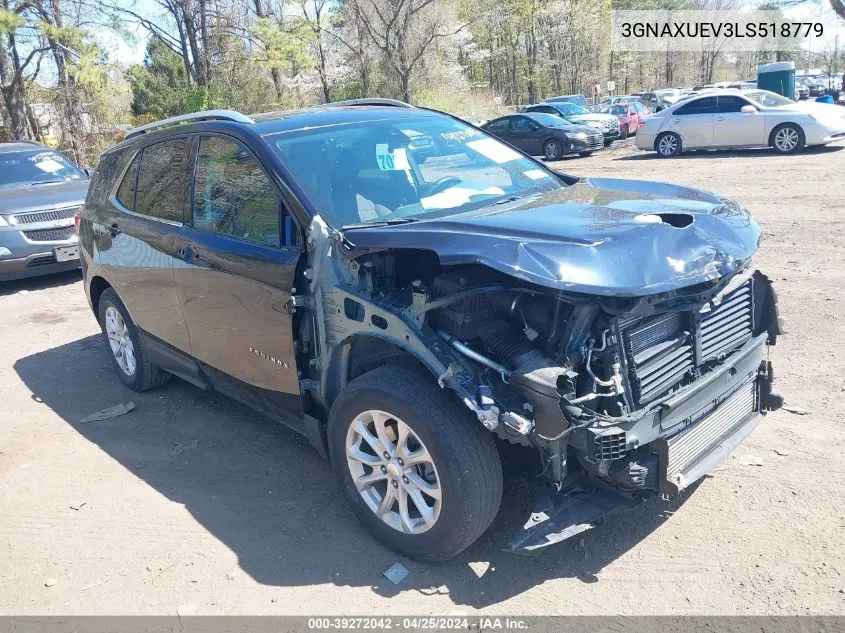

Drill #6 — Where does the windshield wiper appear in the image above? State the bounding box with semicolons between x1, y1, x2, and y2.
29;180;63;186
341;217;420;230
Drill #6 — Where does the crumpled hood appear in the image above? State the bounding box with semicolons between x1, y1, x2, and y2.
343;177;761;297
0;179;89;215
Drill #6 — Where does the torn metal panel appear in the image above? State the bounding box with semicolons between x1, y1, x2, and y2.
508;485;643;551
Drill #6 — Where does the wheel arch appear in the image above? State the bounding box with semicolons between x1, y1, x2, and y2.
88;275;112;323
323;333;441;413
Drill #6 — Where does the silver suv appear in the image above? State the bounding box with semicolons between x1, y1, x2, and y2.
0;141;88;281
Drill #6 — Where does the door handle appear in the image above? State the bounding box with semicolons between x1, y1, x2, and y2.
106;223;120;237
717;116;726;121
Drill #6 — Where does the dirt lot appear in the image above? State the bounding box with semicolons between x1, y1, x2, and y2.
1;140;844;616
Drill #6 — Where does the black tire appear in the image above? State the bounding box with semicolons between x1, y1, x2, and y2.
543;139;563;160
579;151;593;157
770;123;805;154
619;124;629;140
655;132;682;157
328;364;503;562
603;139;613;147
97;288;171;392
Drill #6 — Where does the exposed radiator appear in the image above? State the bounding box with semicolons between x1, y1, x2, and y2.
619;279;755;406
663;380;757;491
698;281;753;363
619;312;694;405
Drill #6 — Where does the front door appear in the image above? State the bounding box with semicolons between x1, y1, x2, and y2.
714;95;765;146
667;96;717;149
173;134;304;421
510;117;542;155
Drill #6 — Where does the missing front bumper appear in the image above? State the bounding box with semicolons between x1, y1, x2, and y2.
508;375;766;552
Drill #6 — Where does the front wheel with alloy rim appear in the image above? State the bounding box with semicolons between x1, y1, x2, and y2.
97;288;171;391
655;132;682;157
771;124;805;154
328;364;502;562
543;139;564;160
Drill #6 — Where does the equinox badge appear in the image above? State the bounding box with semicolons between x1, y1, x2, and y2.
249;347;289;369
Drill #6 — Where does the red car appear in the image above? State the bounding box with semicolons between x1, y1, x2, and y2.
600;101;650;139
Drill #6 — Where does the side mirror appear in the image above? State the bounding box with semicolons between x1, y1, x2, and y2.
740;105;757;114
84;168;95;177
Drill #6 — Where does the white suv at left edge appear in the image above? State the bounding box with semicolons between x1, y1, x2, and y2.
636;88;845;157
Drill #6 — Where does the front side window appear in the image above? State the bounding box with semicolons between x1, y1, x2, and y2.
269;113;565;228
0;149;85;190
134;138;189;223
511;117;537;132
193;136;281;247
717;96;752;113
485;118;511;131
674;97;718;115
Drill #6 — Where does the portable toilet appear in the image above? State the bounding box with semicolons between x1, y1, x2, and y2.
757;62;796;98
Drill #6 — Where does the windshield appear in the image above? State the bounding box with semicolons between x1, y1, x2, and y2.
552;102;589;116
601;105;627;116
744;90;795;107
268;114;564;227
0;149;85;189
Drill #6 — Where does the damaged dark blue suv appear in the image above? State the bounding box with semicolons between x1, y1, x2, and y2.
77;101;783;561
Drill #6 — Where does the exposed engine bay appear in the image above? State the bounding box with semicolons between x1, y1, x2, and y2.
296;216;783;548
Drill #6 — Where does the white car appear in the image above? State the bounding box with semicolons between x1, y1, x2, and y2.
636;88;845;157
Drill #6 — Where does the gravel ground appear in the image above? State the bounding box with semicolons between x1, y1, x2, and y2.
1;139;843;616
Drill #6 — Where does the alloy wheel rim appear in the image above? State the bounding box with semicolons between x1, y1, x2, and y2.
345;409;442;534
659;135;677;155
545;142;558;159
105;306;136;376
775;128;798;151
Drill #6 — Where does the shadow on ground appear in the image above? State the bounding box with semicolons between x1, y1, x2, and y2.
613;144;844;161
0;269;81;297
14;334;698;607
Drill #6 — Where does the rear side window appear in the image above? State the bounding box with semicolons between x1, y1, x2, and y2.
192;136;282;247
115;152;140;211
134;138;189;223
675;97;717;115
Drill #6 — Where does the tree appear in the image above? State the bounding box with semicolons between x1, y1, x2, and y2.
349;0;464;102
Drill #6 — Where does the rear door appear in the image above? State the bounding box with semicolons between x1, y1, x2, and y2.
714;95;765;146
173;134;304;420
666;97;717;148
95;138;192;352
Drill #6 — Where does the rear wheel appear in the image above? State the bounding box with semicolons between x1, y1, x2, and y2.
771;124;805;154
619;124;629;140
98;288;170;392
328;365;502;562
655;132;682;157
543;139;564;160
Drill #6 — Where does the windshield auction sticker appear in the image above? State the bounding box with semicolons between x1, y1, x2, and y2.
612;9;830;52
